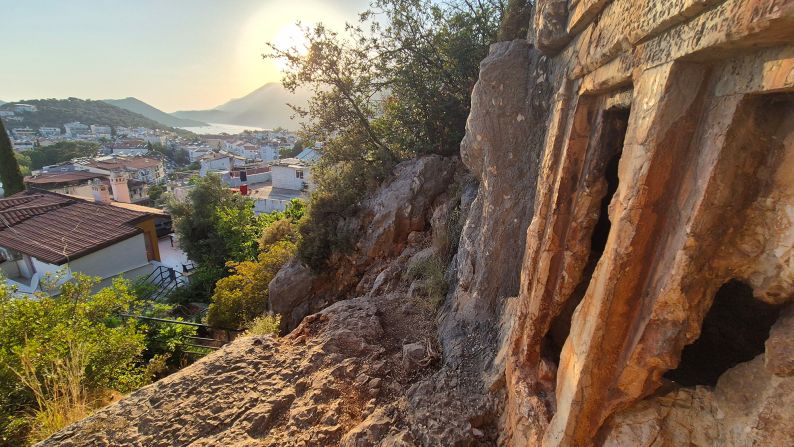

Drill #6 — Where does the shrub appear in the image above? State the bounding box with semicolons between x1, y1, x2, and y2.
407;255;449;311
0;276;150;446
206;241;296;330
245;314;281;337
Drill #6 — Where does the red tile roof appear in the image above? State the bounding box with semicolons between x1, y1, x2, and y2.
0;191;153;265
24;171;106;185
84;156;162;170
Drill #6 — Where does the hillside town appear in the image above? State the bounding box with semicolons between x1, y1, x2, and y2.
1;104;320;298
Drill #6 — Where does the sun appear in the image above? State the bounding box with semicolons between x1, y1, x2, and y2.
271;24;310;72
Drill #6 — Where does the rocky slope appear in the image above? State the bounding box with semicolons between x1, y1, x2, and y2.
41;1;794;446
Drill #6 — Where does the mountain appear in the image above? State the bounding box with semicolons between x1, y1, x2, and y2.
103;97;208;128
0;98;190;134
172;83;310;130
0;100;5;106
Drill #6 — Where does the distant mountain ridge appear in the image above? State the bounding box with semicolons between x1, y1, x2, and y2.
0;98;190;134
172;83;310;130
103;97;208;128
0;100;5;106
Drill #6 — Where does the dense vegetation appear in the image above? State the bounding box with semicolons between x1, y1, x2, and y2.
25;141;99;170
148;142;190;166
0;120;24;196
165;175;304;310
0;275;194;446
268;0;507;269
0;98;171;133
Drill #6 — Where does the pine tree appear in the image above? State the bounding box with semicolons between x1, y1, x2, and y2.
0;119;25;196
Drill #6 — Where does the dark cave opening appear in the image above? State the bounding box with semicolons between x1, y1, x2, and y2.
544;108;630;363
664;280;782;387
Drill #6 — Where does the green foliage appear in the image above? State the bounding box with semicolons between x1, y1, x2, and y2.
0;98;173;133
148;143;190;166
166;176;305;304
14;152;31;176
0;276;148;445
0;275;197;445
27;141;99;170
268;0;503;270
0;120;24;196
206;203;304;330
498;0;534;41
207;241;297;330
245;314;281;337
406;255;449;311
147;183;166;203
167;174;260;269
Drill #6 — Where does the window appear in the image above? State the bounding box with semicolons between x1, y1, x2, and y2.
295;169;304;179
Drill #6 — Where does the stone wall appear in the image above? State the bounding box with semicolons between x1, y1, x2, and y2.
479;0;794;445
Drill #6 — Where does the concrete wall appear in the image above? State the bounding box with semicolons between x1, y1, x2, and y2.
272;165;311;191
69;233;150;281
254;198;290;214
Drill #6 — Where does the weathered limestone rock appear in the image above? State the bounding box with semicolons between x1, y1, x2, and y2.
39;289;440;447
499;1;794;446
766;306;794;376
268;155;456;331
441;39;553;367
600;354;794;446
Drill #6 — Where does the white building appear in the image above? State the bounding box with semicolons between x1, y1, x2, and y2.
64;122;91;138
259;144;279;161
12;104;37;113
272;158;312;191
39;127;61;137
11;127;35;139
0;191;165;294
90;125;112;138
199;153;233;176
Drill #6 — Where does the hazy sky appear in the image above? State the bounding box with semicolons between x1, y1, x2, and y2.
0;0;370;111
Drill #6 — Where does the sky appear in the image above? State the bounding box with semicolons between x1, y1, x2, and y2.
0;0;370;111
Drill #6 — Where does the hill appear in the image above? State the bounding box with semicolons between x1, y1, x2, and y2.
0;100;5;106
0;98;190;134
103;97;208;128
172;83;310;130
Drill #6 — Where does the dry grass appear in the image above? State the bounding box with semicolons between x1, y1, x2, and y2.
407;256;449;310
15;342;92;444
245;313;282;337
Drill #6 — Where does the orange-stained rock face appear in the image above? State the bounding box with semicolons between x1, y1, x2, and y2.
35;2;794;446
496;1;794;446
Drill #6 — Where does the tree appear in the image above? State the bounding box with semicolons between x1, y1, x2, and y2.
167;174;259;269
266;0;505;269
206;201;305;330
27;141;99;170
0;120;24;196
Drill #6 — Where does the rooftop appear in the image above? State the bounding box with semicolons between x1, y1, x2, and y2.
83;156;162;170
0;191;156;265
24;171;105;185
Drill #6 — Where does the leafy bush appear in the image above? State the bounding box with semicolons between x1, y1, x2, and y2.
206;241;296;330
0;276;149;446
268;0;504;270
245;314;281;337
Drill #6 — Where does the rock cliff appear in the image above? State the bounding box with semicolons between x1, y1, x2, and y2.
40;1;794;446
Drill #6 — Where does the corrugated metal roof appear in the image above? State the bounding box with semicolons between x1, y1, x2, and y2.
0;191;152;265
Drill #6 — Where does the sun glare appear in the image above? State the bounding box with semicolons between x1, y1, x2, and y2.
236;2;342;93
272;24;310;71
